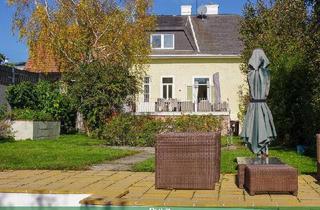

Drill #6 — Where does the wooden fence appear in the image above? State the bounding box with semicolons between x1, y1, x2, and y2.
0;65;61;86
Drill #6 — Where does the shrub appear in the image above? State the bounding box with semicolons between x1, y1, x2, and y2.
172;115;222;132
34;81;77;133
98;114;221;147
6;81;76;133
0;106;12;140
6;82;37;109
64;62;140;131
10;109;54;121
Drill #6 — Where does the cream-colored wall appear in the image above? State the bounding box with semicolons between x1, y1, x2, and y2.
138;58;245;120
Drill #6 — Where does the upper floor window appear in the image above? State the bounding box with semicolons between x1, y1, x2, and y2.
151;34;174;49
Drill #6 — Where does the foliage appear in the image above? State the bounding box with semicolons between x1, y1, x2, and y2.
9;109;54;121
172;115;222;132
6;81;76;133
64;62;139;131
132;137;317;174
98;114;163;146
0;106;12;140
8;0;155;132
34;81;77;133
98;114;222;147
0;134;136;170
6;82;38;109
239;0;320;147
0;105;8;120
0;53;6;64
8;0;155;72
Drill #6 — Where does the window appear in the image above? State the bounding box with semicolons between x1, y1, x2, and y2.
194;78;210;102
162;77;173;99
151;34;174;49
144;77;150;102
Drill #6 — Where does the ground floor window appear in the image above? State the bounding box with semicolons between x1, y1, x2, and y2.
144;77;150;102
194;78;210;102
162;77;173;99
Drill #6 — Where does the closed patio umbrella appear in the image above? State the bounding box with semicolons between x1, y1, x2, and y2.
240;49;277;155
213;73;221;105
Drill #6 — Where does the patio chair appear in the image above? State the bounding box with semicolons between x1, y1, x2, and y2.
156;98;167;112
221;101;228;112
214;103;221;111
198;100;211;112
168;98;178;112
180;101;193;112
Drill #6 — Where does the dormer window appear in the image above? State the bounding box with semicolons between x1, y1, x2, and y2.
151;34;174;49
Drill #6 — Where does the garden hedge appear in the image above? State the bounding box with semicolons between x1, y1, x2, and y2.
97;114;222;147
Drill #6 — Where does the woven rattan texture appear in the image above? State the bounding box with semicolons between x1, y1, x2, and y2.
155;132;221;190
244;164;298;196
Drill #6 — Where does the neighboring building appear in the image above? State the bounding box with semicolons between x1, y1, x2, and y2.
13;62;26;70
135;4;244;122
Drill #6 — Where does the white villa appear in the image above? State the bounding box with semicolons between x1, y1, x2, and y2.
135;4;244;129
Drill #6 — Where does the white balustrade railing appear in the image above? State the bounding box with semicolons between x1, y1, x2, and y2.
135;98;229;114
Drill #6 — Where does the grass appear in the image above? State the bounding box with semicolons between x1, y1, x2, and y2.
0;134;136;170
132;136;317;174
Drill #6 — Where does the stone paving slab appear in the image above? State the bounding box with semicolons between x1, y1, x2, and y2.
0;170;320;207
90;147;154;171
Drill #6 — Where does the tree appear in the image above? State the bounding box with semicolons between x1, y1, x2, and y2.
307;0;320;135
8;0;154;72
240;0;319;147
0;53;6;64
8;0;155;132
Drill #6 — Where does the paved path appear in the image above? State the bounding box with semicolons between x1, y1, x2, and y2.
90;147;154;171
1;170;320;207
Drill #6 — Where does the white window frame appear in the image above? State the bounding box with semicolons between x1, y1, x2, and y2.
150;34;175;50
143;76;151;103
192;76;211;102
160;76;175;99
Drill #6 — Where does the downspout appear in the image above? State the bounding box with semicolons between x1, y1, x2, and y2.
188;16;200;53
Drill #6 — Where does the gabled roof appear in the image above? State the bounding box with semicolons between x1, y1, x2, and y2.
152;15;243;57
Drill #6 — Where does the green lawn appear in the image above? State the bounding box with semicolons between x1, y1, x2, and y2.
133;136;317;174
0;134;136;170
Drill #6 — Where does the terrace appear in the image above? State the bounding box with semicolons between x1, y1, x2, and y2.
135;98;230;116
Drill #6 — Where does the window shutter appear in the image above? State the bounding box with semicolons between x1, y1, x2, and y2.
211;86;215;104
187;86;192;101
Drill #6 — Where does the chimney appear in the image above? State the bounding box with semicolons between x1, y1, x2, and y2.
181;5;192;16
205;4;219;15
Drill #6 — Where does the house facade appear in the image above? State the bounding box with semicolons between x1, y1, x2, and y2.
135;5;244;123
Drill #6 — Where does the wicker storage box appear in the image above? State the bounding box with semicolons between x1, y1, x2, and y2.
245;164;298;196
155;132;221;190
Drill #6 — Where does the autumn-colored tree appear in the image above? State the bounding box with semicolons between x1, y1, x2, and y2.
8;0;155;132
8;0;154;73
240;0;319;147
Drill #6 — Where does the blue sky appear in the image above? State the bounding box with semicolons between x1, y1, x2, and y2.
0;0;248;63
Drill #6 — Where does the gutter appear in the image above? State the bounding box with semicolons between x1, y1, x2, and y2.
150;54;241;59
